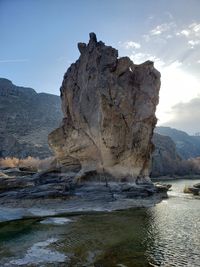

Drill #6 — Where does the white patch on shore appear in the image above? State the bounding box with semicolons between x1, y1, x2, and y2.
29;208;57;216
40;217;72;225
7;238;67;266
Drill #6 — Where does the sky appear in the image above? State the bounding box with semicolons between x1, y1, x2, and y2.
0;0;200;134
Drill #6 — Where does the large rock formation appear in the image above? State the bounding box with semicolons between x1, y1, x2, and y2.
0;78;183;179
49;33;160;182
0;78;62;158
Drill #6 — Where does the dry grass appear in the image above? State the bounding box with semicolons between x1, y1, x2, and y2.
0;157;20;168
0;156;54;172
183;185;192;194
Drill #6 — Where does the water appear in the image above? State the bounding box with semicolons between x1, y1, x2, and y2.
0;179;200;266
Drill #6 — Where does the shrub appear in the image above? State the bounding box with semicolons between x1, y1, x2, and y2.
0;157;20;168
183;185;192;194
0;156;54;171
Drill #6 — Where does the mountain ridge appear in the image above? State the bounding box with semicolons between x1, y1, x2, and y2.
0;78;62;158
155;126;200;159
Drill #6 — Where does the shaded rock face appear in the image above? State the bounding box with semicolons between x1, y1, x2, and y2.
155;126;200;160
0;78;62;159
151;133;181;177
49;33;160;181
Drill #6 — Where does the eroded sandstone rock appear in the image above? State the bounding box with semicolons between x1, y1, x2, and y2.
49;33;160;182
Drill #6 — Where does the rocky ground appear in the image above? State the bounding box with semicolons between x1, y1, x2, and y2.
0;167;171;222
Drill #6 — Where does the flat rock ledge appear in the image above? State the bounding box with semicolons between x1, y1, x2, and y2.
187;183;200;196
0;168;170;222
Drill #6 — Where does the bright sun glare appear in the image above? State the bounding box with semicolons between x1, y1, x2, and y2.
156;62;200;124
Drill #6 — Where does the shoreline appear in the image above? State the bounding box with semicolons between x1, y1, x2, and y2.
3;167;198;223
0;193;165;223
151;174;200;181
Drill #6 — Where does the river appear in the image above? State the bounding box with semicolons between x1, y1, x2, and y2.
0;179;199;266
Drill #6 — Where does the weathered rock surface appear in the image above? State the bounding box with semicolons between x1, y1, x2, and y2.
49;33;160;182
0;168;170;215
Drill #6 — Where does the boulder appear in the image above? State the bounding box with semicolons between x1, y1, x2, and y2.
184;184;200;196
49;33;160;182
154;183;172;193
193;183;200;189
188;186;200;195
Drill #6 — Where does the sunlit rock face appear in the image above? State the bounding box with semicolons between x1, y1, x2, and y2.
49;33;160;182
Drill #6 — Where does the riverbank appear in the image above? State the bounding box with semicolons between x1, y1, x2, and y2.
0;167;171;222
0;195;165;223
0;180;169;223
151;174;200;181
0;178;200;267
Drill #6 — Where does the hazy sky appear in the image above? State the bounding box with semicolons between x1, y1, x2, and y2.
0;0;200;134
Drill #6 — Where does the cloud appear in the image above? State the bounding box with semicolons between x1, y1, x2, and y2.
143;22;177;43
119;19;200;132
161;97;200;134
129;52;165;69
0;59;28;63
178;30;190;37
119;41;141;49
128;51;200;131
189;23;200;34
177;22;200;38
150;24;167;35
146;21;200;51
188;40;200;48
157;62;200;129
150;22;176;36
140;20;200;73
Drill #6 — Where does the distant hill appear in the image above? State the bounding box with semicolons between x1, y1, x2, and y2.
151;133;181;177
155;126;200;159
0;78;62;158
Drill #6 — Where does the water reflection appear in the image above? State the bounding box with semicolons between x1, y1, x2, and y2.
0;179;199;266
144;180;200;266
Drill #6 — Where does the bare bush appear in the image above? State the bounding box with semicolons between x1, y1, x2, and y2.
0;156;54;171
0;157;20;168
183;185;192;194
177;157;200;175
